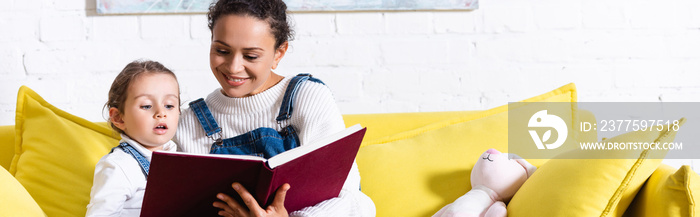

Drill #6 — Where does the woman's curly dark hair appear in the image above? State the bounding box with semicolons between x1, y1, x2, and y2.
207;0;294;49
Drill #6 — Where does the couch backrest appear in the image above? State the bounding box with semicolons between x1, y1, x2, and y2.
343;111;482;147
0;109;598;171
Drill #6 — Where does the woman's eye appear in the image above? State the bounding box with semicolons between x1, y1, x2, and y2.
216;49;229;55
245;55;258;60
140;105;152;109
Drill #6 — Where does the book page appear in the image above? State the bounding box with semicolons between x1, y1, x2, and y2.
153;150;267;162
267;124;363;169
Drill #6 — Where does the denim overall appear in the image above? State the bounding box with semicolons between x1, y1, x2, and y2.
111;142;150;178
190;74;325;159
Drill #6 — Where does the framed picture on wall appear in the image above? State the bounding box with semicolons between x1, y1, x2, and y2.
96;0;478;14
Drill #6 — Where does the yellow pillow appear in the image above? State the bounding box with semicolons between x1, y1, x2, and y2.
508;119;684;217
11;86;120;217
625;164;699;217
355;83;577;217
343;111;480;147
1;125;15;170
0;165;45;217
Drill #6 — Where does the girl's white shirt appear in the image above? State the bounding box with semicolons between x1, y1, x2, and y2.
86;134;177;217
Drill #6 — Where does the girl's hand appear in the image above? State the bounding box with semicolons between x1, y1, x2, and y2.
213;182;291;217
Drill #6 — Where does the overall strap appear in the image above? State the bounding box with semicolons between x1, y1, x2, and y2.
189;98;223;144
111;142;150;178
276;73;325;122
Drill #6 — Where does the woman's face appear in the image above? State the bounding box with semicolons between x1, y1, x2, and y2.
210;14;287;98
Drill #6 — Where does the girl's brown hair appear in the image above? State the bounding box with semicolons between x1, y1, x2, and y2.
105;59;180;134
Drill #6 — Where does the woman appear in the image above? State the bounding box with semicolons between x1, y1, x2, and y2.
174;0;376;216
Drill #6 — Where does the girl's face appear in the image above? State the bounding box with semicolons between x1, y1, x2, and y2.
110;73;180;151
210;14;288;98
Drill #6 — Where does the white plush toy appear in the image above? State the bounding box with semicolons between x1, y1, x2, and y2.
433;148;537;217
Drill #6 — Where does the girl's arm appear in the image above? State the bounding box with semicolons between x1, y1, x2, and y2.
86;157;132;216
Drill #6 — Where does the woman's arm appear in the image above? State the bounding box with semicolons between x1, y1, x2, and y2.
212;77;376;216
213;183;291;217
288;79;376;217
289;79;346;146
289;161;376;217
212;162;375;217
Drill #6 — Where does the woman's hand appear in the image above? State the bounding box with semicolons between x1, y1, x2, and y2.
213;182;291;217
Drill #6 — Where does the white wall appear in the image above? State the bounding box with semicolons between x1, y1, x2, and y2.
1;0;699;169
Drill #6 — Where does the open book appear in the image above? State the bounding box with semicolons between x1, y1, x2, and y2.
140;124;366;216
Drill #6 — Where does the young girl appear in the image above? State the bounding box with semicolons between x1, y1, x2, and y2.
86;60;181;216
174;0;375;216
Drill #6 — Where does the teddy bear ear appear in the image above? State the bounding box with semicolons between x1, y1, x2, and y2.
509;153;537;177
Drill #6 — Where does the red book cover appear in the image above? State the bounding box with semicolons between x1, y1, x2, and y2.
140;125;366;216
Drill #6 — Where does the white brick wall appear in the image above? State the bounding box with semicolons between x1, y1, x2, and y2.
91;16;140;40
1;0;699;170
40;14;86;41
336;13;384;34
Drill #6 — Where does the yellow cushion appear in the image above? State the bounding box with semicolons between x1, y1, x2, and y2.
10;86;120;217
355;83;577;217
0;165;45;217
625;164;699;217
0;125;15;170
508;119;684;217
344;111;480;147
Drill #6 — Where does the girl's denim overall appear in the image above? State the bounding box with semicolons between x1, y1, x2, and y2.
111;142;150;178
189;74;325;159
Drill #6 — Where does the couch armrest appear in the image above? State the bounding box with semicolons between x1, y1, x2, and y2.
0;164;45;216
0;125;14;170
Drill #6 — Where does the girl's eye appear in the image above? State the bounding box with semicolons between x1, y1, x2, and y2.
165;105;176;109
140;105;152;110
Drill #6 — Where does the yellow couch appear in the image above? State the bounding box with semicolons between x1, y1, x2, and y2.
1;84;698;217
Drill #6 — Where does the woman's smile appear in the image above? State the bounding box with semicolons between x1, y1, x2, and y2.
223;73;249;86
